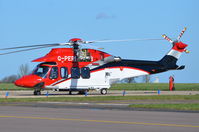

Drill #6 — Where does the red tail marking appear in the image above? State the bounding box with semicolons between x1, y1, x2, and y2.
172;42;188;52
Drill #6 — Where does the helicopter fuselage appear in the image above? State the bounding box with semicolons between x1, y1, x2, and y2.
15;41;188;95
15;48;153;94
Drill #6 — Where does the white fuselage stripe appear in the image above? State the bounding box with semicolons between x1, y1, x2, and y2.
49;67;149;89
167;49;181;59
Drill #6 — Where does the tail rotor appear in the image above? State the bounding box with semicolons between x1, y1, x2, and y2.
162;27;189;53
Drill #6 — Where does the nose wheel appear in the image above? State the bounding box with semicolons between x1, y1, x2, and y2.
33;89;41;95
33;82;44;95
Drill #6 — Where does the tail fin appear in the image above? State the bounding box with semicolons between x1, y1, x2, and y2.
159;42;188;70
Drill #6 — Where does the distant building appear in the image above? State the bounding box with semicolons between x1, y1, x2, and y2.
153;77;159;83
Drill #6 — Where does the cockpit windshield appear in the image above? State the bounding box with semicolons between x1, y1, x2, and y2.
33;66;49;78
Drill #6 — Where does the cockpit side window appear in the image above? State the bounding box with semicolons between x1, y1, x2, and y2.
50;67;58;79
60;67;68;79
33;66;49;78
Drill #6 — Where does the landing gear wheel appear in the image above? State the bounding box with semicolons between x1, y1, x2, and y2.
33;90;41;95
100;88;107;95
33;82;44;96
69;91;72;95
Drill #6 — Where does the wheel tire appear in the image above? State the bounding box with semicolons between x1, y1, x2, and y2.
38;91;41;95
33;91;37;95
100;88;107;95
33;90;41;95
33;82;44;96
69;91;72;95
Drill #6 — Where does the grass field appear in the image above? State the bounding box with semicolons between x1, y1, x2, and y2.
0;83;30;90
0;83;199;111
0;95;199;111
0;95;199;103
129;103;199;111
0;83;199;91
110;83;199;91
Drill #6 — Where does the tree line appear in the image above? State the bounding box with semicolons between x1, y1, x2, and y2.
0;64;30;83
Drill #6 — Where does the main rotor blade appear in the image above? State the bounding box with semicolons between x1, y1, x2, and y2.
85;38;165;44
0;43;69;50
177;27;187;40
0;45;59;55
84;44;104;50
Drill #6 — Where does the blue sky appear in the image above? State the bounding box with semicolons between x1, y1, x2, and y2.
0;0;198;83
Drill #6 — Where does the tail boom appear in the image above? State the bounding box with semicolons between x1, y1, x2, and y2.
159;41;188;70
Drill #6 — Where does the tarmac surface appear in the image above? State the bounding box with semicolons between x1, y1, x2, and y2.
1;90;199;98
0;90;199;132
0;105;199;132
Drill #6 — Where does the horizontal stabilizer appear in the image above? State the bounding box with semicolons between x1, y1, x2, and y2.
176;65;185;70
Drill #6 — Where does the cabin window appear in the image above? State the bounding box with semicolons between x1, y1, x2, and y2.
71;67;80;79
60;67;68;79
50;67;58;79
81;67;90;79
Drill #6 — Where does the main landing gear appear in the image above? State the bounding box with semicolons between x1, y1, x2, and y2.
68;89;108;95
100;88;107;95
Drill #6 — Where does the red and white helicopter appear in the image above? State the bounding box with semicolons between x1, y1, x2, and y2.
0;28;189;95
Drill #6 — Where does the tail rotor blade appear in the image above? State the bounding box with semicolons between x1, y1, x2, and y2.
162;34;173;43
177;27;187;40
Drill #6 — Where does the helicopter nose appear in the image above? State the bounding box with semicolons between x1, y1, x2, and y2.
15;75;42;88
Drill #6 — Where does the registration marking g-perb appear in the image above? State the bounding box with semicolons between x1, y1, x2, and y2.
57;56;77;62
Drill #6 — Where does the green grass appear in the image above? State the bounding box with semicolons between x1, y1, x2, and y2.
129;104;199;111
0;83;199;91
1;94;199;111
110;83;199;91
1;83;198;111
0;95;199;103
0;83;30;90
